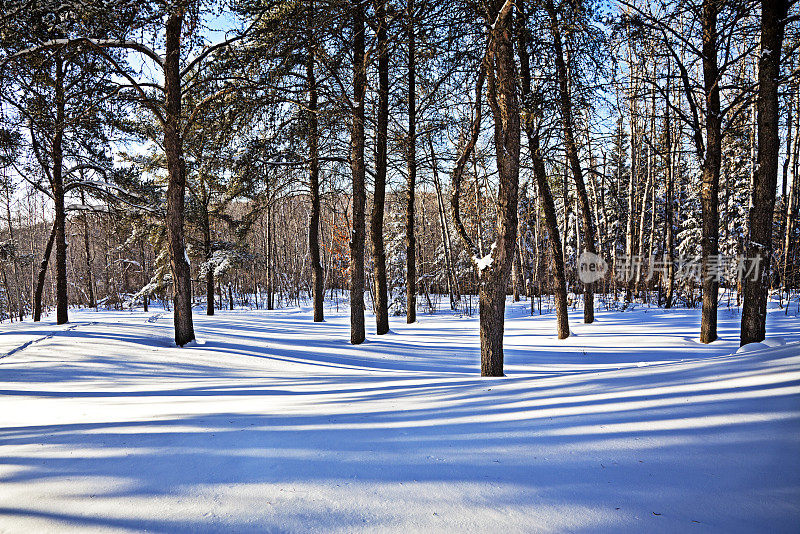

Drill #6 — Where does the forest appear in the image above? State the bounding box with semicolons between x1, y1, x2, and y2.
0;0;799;531
0;0;798;371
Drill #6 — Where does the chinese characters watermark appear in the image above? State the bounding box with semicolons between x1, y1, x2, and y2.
577;253;764;284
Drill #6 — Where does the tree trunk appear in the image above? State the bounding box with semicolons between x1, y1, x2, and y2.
741;0;788;344
625;123;638;301
33;220;57;321
512;241;522;301
546;1;596;323
370;0;390;334
1;266;11;322
53;54;68;325
307;3;324;323
779;56;794;286
784;157;797;297
79;190;95;309
624;47;640;305
476;157;486;257
518;1;568;338
664;76;676;309
532;139;570;339
430;136;458;309
266;197;274;310
405;0;417;324
635;139;653;296
699;0;721;344
164;10;195;346
349;0;367;344
478;0;520;376
638;82;657;302
586;135;604;261
4;184;22;319
204;203;214;316
783;89;799;300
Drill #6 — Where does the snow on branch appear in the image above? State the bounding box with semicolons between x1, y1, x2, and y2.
65;203;111;213
64;180;159;214
491;0;515;30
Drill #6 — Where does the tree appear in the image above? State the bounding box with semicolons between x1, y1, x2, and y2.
697;0;722;343
1;4;123;323
741;0;790;345
31;0;257;344
662;66;677;308
349;0;367;345
517;0;569;339
543;0;598;324
451;0;520;376
405;0;418;324
369;0;390;335
307;1;325;323
621;0;756;342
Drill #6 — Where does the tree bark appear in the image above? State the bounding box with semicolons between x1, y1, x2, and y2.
405;0;417;324
307;2;324;322
370;0;390;334
266;190;274;310
53;53;68;325
518;2;568;338
699;0;721;344
741;0;789;344
1;266;11;322
635;136;653;296
349;0;367;344
779;56;794;283
783;88;799;300
512;241;522;301
164;9;195;346
3;183;22;319
784;150;797;297
33;220;57;321
79;190;95;309
429;136;458;309
449;2;518;376
546;1;596;323
479;0;520;376
664;75;676;309
624;58;639;305
204;201;214;316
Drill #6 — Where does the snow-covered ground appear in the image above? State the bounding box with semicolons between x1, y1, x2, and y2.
1;301;799;533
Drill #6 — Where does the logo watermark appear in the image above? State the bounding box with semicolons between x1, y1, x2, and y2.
576;253;765;284
578;252;608;284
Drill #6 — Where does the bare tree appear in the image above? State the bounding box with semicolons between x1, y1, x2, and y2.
405;0;418;324
451;0;520;376
741;0;790;344
370;0;390;335
349;0;367;344
518;0;569;339
544;0;597;324
307;1;324;323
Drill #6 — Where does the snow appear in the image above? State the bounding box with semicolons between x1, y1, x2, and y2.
473;242;497;272
473;253;493;271
763;337;787;347
736;342;770;353
0;302;799;532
